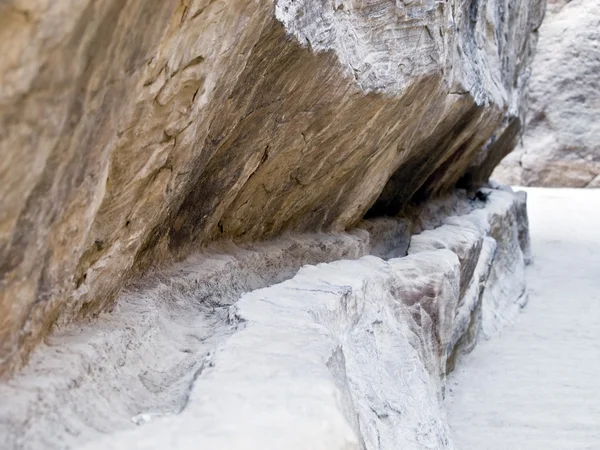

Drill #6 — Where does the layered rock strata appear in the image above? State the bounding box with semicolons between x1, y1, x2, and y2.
0;187;530;450
494;0;600;187
0;0;544;374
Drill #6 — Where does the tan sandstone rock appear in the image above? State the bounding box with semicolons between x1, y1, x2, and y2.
0;0;544;376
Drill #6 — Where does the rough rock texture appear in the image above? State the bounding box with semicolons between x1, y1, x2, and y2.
0;228;408;450
0;188;530;450
0;0;544;375
493;0;600;187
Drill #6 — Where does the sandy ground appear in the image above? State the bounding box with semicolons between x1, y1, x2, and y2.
447;188;600;449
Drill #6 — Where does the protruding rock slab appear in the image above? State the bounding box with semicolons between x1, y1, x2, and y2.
0;0;544;374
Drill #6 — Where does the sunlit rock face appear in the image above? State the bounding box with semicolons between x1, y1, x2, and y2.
494;0;600;187
0;0;543;375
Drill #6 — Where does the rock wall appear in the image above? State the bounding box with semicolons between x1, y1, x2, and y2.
0;188;530;450
0;0;543;376
493;0;600;187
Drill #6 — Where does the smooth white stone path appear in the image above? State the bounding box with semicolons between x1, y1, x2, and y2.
447;188;600;450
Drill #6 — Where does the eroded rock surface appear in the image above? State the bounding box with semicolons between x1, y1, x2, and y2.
0;0;543;374
0;188;530;450
494;0;600;187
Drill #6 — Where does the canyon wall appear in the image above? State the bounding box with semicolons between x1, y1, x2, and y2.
494;0;600;187
0;0;543;378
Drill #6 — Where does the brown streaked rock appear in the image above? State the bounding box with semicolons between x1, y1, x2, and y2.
0;0;544;375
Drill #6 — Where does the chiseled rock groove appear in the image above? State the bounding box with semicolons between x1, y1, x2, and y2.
0;188;531;449
0;0;543;374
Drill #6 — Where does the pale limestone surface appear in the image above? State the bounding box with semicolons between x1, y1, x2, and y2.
494;0;600;187
0;188;529;449
0;0;544;374
447;188;600;449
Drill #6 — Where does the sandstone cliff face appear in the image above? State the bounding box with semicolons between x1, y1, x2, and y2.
493;0;600;187
0;0;543;375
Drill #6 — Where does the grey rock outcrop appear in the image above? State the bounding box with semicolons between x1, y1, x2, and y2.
494;0;600;187
0;188;530;450
0;0;544;376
